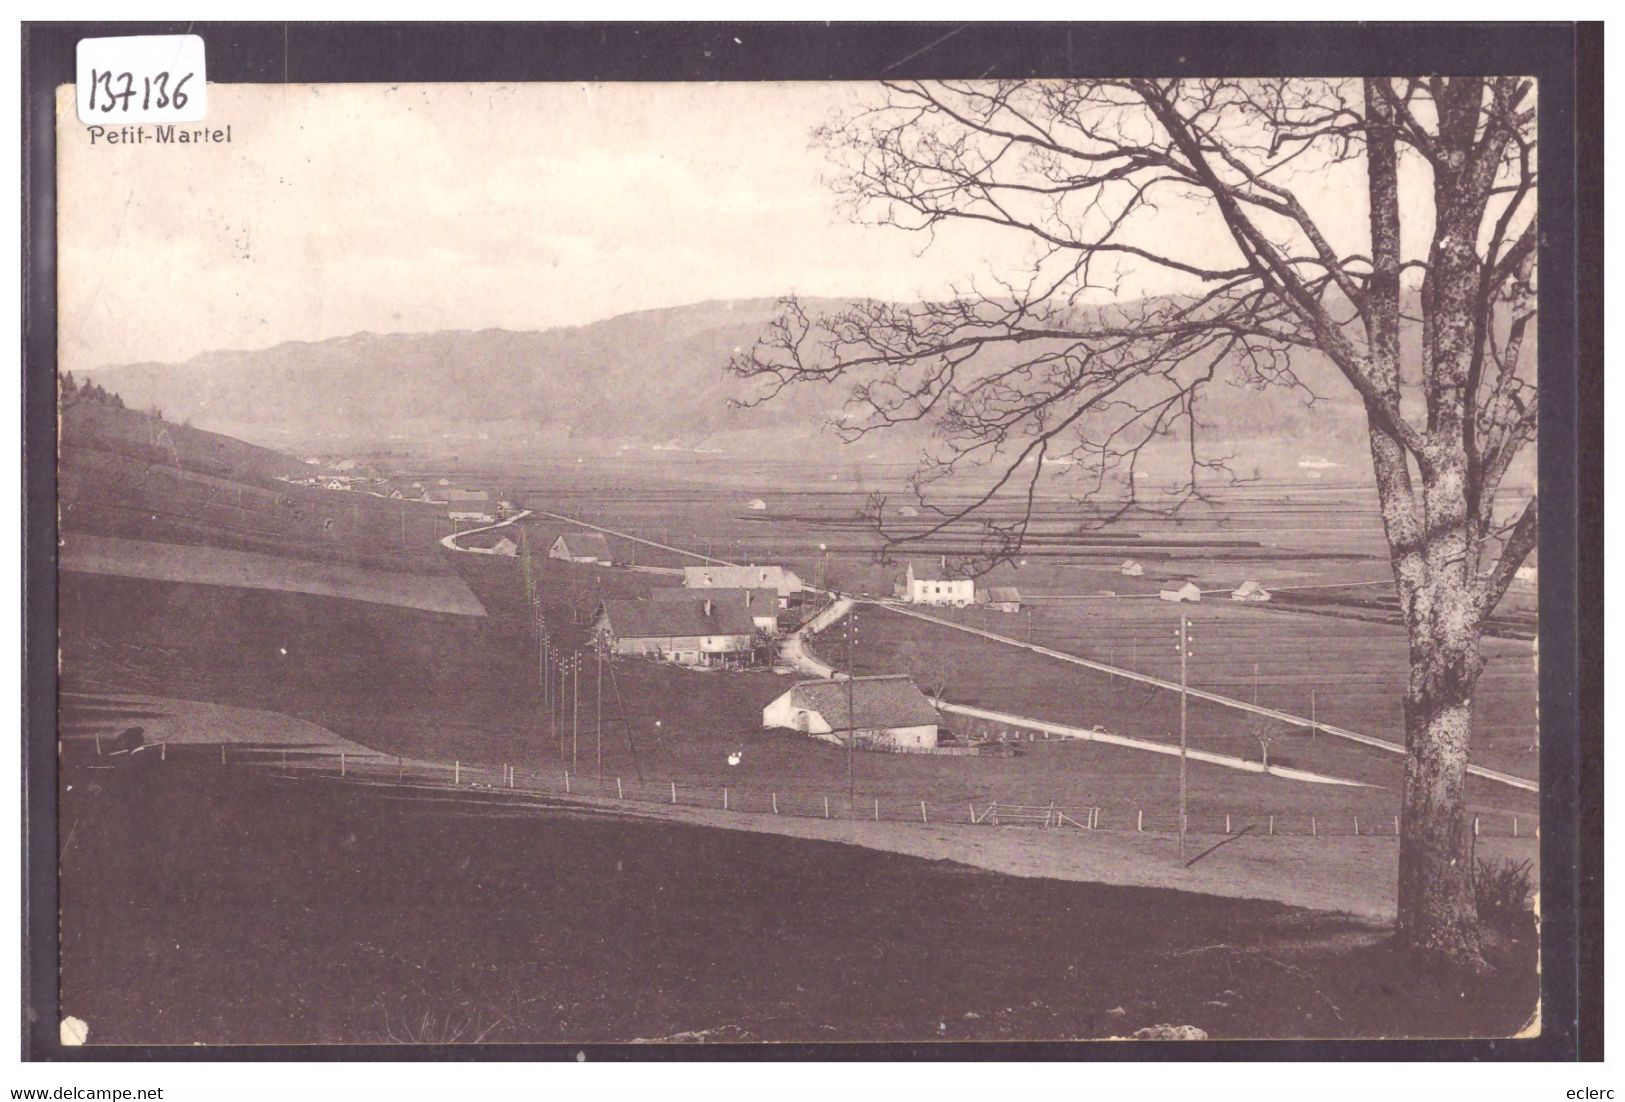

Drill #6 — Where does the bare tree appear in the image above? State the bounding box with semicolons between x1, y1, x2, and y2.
731;78;1537;969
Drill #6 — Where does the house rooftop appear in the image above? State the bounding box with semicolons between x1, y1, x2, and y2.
787;674;941;732
598;596;755;639
652;586;778;613
557;531;612;558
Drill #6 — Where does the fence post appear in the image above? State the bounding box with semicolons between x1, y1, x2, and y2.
94;735;101;757
1137;809;1143;833
824;796;830;819
1225;813;1231;834
1268;815;1274;836
1513;815;1519;838
723;787;729;810
564;771;570;794
617;777;624;799
670;781;677;805
341;751;346;777
1311;816;1317;837
221;743;226;765
398;756;403;780
1353;816;1359;836
873;797;879;821
1473;815;1480;837
1394;815;1399;835
160;741;166;762
969;802;976;824
772;793;779;815
921;801;929;824
454;760;460;785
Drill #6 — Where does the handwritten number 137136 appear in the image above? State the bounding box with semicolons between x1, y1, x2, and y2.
86;70;193;113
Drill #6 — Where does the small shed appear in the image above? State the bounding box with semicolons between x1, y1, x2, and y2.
1120;559;1145;577
746;498;768;511
1159;581;1202;603
982;586;1022;613
898;505;920;518
1231;579;1271;602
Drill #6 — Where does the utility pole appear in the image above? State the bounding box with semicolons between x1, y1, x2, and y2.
846;604;857;809
1176;613;1190;864
571;653;580;770
1253;661;1260;705
596;645;604;782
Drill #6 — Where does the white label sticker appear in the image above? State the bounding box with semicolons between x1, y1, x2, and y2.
76;35;207;125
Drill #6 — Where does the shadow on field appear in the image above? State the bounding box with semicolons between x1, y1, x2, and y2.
58;762;1538;1045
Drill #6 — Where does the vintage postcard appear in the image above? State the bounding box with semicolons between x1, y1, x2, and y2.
43;43;1566;1053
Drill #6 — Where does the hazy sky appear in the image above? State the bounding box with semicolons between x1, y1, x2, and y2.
56;80;1426;372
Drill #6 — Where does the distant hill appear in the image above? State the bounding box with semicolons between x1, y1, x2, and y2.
79;298;1379;477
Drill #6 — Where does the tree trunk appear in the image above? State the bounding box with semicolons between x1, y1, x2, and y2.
1396;559;1488;969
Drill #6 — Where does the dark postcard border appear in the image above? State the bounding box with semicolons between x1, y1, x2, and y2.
21;21;1601;1063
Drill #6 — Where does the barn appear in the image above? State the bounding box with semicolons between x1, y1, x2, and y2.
593;596;756;668
1230;579;1271;602
1159;581;1202;602
683;564;803;606
653;586;779;636
761;674;941;750
550;532;614;565
980;586;1022;613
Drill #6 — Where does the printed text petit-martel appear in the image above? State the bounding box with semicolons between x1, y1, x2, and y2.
86;124;233;145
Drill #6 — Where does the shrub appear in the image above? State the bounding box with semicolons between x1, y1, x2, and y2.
1475;857;1535;935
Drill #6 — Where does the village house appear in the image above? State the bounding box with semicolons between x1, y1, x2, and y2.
761;674;942;750
898;504;920;517
1159;581;1202;603
746;498;768;511
652;586;779;636
1120;559;1145;577
980;586;1022;613
899;559;975;607
594;596;756;668
1231;579;1271;602
682;564;803;606
446;488;490;505
550;532;614;565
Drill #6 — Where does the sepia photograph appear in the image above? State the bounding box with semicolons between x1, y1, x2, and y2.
23;21;1599;1062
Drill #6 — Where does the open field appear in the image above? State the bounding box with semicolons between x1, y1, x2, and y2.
502;466;1537;786
844;600;1539;786
58;762;1539;1044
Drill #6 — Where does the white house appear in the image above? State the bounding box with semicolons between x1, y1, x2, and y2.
550;532;613;565
1120;559;1145;577
746;498;768;511
901;560;975;607
1159;581;1202;603
761;674;941;750
1230;580;1271;602
683;564;803;606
